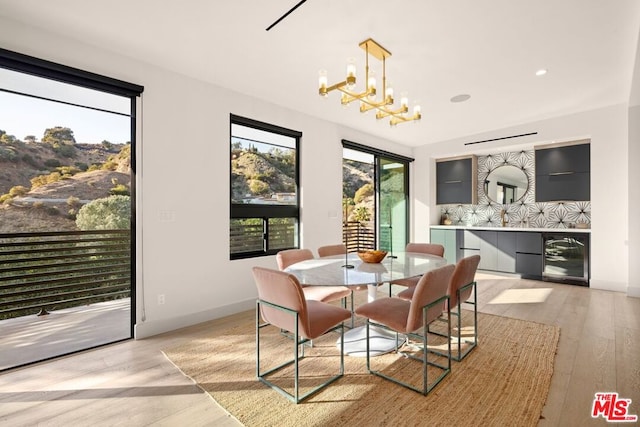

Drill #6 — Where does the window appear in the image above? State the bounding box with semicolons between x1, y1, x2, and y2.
230;114;300;259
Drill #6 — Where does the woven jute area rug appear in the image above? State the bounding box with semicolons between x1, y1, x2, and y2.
163;312;559;427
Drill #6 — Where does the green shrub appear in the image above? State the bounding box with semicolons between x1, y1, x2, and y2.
31;172;62;188
76;195;131;230
0;194;13;204
67;196;81;207
110;184;130;196
45;206;59;216
8;186;29;197
56;166;80;177
44;158;61;168
22;154;40;168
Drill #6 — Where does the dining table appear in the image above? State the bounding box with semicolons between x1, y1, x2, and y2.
284;251;448;356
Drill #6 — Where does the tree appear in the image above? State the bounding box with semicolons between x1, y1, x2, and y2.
75;195;131;230
24;135;37;144
101;140;114;151
0;132;17;144
42;126;76;147
353;206;371;222
354;183;374;204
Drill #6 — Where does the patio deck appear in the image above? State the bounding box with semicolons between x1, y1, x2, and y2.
0;299;131;371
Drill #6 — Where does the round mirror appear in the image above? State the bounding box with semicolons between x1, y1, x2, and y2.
484;165;528;204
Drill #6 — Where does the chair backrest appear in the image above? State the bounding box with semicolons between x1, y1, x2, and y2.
405;243;445;258
406;264;455;332
252;266;310;336
448;255;481;309
317;244;346;258
276;248;314;270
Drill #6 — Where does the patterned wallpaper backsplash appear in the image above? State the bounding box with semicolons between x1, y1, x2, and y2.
439;150;591;228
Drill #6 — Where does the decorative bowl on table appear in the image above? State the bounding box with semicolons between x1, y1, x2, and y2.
357;250;388;263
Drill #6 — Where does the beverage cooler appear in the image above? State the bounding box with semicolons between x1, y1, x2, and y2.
542;233;590;286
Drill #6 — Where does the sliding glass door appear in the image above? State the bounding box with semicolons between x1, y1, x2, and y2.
378;156;408;255
342;140;411;253
0;48;143;371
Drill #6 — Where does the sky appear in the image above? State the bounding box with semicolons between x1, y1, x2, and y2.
0;67;131;144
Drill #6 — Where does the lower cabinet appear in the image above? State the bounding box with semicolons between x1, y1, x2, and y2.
516;253;542;278
429;228;458;264
454;228;543;277
477;231;498;271
431;227;584;283
515;232;542;279
497;232;516;273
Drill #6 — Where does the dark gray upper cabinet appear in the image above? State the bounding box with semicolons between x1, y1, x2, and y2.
535;143;590;175
436;156;477;205
535;143;590;202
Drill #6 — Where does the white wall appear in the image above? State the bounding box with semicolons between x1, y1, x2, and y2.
629;105;640;297
0;18;413;337
413;105;631;294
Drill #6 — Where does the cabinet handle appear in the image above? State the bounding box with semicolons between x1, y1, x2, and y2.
444;180;462;184
549;171;574;176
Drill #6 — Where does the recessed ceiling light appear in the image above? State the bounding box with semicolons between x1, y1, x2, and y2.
450;94;471;103
536;69;547;76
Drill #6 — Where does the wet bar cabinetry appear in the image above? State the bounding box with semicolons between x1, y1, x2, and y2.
429;227;457;264
535;142;590;202
430;226;588;285
435;156;478;205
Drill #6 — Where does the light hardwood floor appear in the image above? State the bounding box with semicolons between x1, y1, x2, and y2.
1;274;639;426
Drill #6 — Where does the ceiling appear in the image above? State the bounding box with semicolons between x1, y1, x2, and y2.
1;0;639;147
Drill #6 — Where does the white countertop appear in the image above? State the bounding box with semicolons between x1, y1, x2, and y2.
430;225;591;233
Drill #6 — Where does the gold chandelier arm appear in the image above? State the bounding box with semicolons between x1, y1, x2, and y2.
319;80;348;96
358;97;392;112
336;86;369;103
390;111;422;126
375;104;409;117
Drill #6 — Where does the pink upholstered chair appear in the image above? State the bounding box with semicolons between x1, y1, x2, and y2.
276;249;351;305
317;244;366;327
398;255;481;361
252;267;352;403
316;244;347;258
355;264;455;395
388;243;445;296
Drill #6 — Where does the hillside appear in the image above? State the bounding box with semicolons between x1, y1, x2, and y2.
231;150;295;202
0;140;130;233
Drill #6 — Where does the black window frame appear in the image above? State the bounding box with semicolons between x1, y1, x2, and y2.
230;114;301;260
0;47;143;343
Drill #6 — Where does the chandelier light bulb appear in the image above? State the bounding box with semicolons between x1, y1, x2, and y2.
368;69;377;99
413;103;422;122
385;84;394;104
346;58;356;88
318;70;328;96
400;92;409;110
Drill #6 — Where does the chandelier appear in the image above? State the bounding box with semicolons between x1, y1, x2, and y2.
318;38;421;126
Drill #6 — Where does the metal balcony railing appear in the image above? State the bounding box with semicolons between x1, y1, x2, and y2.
0;230;131;320
343;221;376;252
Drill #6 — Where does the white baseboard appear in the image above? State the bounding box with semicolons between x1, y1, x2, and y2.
589;279;627;293
627;285;640;298
133;298;255;339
